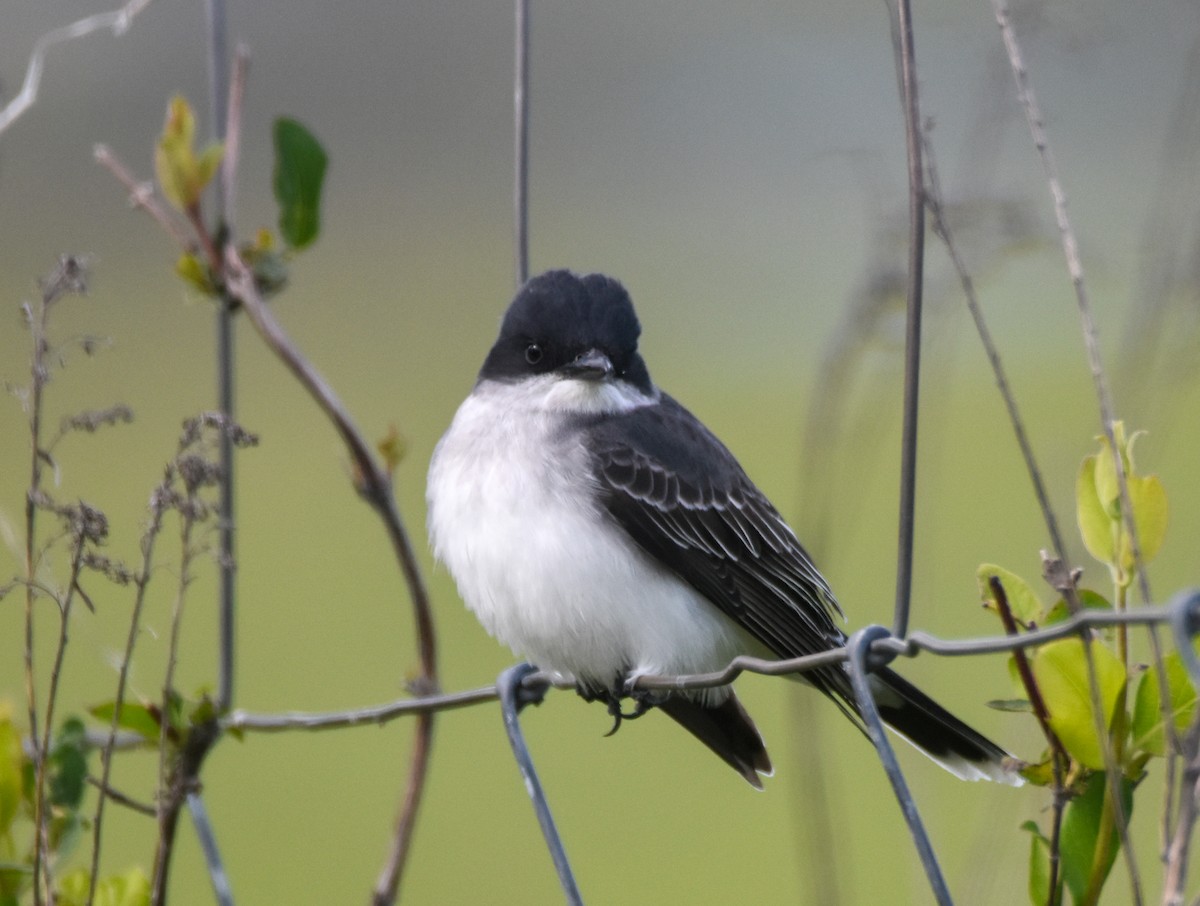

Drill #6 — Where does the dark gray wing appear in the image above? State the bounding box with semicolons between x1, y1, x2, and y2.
584;394;853;703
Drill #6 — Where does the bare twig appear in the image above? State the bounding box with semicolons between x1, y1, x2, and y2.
222;247;439;905
93;145;193;249
890;0;926;641
23;256;90;906
1163;713;1200;906
33;529;89;899
991;4;1149;899
151;482;202;906
221;47;250;234
90;482;163;903
86;775;157;818
923;132;1068;563
0;0;155;135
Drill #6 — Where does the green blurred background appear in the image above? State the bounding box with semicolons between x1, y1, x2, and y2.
3;1;1200;902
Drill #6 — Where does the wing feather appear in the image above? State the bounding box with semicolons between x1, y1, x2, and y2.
583;394;851;700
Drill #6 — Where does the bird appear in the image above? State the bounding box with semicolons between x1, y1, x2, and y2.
426;269;1020;789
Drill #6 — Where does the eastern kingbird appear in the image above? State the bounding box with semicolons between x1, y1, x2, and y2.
427;270;1019;788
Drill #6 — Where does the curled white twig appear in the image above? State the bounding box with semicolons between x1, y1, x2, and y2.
0;0;155;135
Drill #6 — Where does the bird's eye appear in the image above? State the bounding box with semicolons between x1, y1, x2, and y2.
524;343;544;365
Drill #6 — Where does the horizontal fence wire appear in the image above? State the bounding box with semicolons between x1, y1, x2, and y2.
222;590;1200;733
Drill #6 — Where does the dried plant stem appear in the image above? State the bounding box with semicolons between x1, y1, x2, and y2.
86;776;156;818
89;498;167;904
93;145;192;250
1163;714;1200;905
32;538;88;899
150;511;199;906
922;133;1068;562
24;315;47;906
991;4;1150;900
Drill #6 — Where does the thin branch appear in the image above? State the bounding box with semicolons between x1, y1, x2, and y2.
93;145;193;249
81;386;165;906
24;256;90;906
24;304;47;906
221;247;439;906
990;4;1149;899
0;0;155;135
1164;713;1200;906
87;775;156;818
33;531;89;899
890;0;926;641
150;494;201;906
220;46;250;235
922;131;1068;563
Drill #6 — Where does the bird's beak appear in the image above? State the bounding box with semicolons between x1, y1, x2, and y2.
562;348;614;381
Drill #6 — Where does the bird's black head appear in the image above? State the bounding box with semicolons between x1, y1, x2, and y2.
479;270;653;395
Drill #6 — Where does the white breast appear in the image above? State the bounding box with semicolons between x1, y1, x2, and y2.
426;377;745;693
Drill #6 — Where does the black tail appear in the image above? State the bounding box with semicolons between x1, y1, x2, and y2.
657;692;773;789
868;667;1021;785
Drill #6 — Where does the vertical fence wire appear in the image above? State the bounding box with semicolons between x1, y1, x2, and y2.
513;0;530;288
846;628;951;905
205;0;236;715
890;0;925;642
497;665;582;906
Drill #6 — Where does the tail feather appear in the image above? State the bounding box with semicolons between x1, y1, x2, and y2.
869;667;1022;786
657;692;773;789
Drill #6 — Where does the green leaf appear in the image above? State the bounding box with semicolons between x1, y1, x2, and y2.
54;868;89;906
1077;455;1115;567
1059;771;1133;905
1022;820;1052;906
175;252;217;296
154;96;223;212
195;143;225;192
57;867;150;906
1019;758;1058;787
273;118;328;250
1044;588;1112;627
1120;473;1168;573
0;711;22;837
89;701;161;742
1131;653;1196;757
1032;638;1126;770
978;563;1044;625
48;717;89;809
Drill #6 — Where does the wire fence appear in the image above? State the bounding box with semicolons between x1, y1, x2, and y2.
5;2;1200;905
